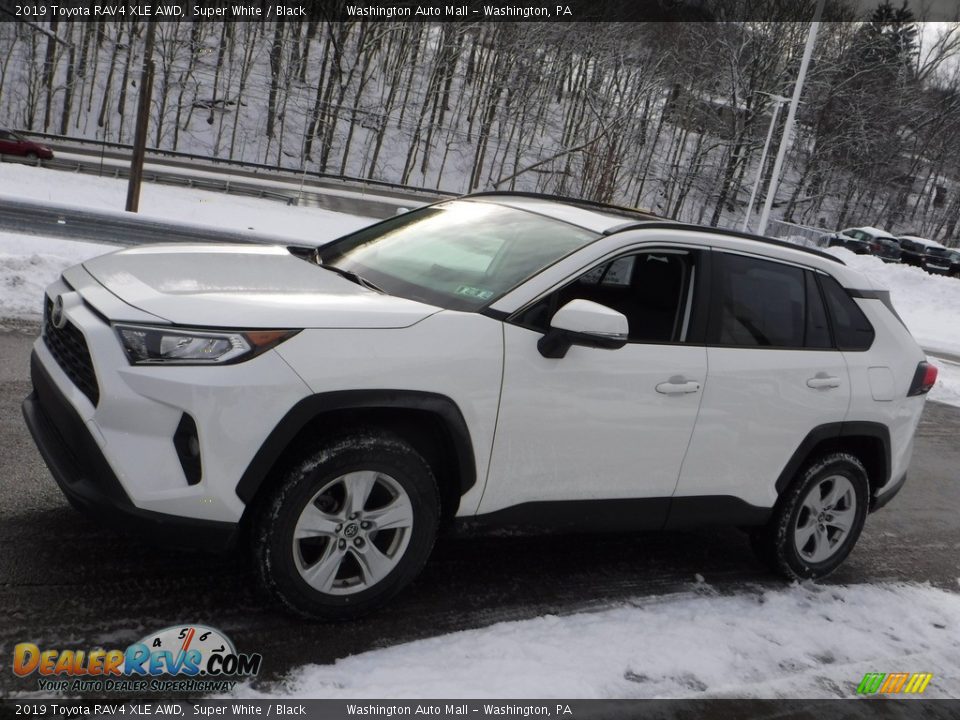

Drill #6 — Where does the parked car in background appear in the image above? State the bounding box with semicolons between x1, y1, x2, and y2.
0;129;54;160
950;250;960;278
897;235;946;268
826;227;901;263
921;247;960;277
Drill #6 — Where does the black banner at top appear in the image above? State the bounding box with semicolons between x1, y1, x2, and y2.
1;0;958;23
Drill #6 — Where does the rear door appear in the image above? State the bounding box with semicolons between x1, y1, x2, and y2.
675;251;850;512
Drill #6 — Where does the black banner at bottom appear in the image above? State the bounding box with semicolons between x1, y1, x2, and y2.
2;699;960;720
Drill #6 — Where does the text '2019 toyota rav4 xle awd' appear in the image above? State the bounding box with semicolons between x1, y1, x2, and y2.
23;193;937;618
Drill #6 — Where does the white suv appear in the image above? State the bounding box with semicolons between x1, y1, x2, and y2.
23;193;937;618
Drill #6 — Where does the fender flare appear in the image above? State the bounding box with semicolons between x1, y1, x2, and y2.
774;421;891;495
235;389;476;505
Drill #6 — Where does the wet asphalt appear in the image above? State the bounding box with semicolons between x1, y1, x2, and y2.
1;325;958;696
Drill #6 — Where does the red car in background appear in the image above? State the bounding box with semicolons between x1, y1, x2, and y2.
0;129;54;160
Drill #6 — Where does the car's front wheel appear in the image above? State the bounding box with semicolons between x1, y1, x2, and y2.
253;431;439;619
752;452;869;580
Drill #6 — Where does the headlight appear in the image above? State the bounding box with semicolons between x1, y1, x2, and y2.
114;324;298;365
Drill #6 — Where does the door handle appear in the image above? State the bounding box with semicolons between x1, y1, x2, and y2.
806;374;841;389
656;377;701;395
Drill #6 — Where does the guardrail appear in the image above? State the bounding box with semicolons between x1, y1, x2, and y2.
14;129;458;202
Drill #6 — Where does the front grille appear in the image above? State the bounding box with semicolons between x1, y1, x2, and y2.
43;298;100;406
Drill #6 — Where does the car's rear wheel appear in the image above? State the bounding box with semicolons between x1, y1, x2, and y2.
752;452;868;580
253;430;439;619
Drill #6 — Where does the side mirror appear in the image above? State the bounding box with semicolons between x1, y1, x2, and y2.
537;299;629;359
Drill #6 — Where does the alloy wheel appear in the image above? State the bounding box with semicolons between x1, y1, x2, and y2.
292;470;414;595
793;474;857;564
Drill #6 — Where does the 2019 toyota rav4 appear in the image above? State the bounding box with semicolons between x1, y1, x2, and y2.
22;193;937;619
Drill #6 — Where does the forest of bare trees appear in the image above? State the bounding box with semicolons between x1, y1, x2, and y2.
1;2;959;240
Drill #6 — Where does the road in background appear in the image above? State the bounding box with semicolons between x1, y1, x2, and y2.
2;138;446;218
0;196;310;247
0;140;447;246
1;325;958;695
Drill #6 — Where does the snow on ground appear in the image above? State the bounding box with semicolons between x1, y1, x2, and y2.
0;163;374;244
827;247;960;357
232;582;960;699
0;232;115;322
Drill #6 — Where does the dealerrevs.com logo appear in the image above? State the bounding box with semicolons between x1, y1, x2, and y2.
13;625;262;693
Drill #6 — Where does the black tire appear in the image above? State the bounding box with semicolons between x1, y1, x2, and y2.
752;452;869;580
253;430;439;620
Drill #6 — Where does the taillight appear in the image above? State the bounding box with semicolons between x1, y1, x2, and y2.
871;242;880;252
907;361;938;396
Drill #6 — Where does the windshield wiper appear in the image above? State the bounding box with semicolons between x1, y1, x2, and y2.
319;261;385;293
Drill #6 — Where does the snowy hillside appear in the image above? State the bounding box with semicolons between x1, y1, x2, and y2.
3;20;959;236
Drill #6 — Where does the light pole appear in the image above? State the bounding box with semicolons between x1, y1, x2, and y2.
742;93;790;232
295;131;309;207
757;0;826;236
126;19;157;213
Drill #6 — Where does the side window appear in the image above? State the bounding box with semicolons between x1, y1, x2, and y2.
514;249;700;344
712;253;807;348
818;276;875;351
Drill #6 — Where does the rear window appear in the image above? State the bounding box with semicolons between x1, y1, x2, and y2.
711;253;829;349
818;276;875;351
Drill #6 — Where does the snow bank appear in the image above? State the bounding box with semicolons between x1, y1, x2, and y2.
929;358;960;408
0;232;114;320
232;582;960;699
0;163;373;244
827;248;960;356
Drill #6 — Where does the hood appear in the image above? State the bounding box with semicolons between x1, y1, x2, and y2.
81;244;439;329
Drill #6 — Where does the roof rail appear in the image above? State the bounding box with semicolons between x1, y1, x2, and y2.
603;220;845;265
462;191;660;221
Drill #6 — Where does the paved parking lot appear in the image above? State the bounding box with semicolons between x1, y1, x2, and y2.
1;326;958;695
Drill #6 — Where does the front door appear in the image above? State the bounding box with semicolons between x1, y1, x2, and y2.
479;247;708;530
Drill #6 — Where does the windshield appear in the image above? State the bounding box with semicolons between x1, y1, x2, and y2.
926;247;949;257
319;200;598;311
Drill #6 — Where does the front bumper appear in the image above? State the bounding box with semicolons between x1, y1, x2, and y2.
23;351;238;551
